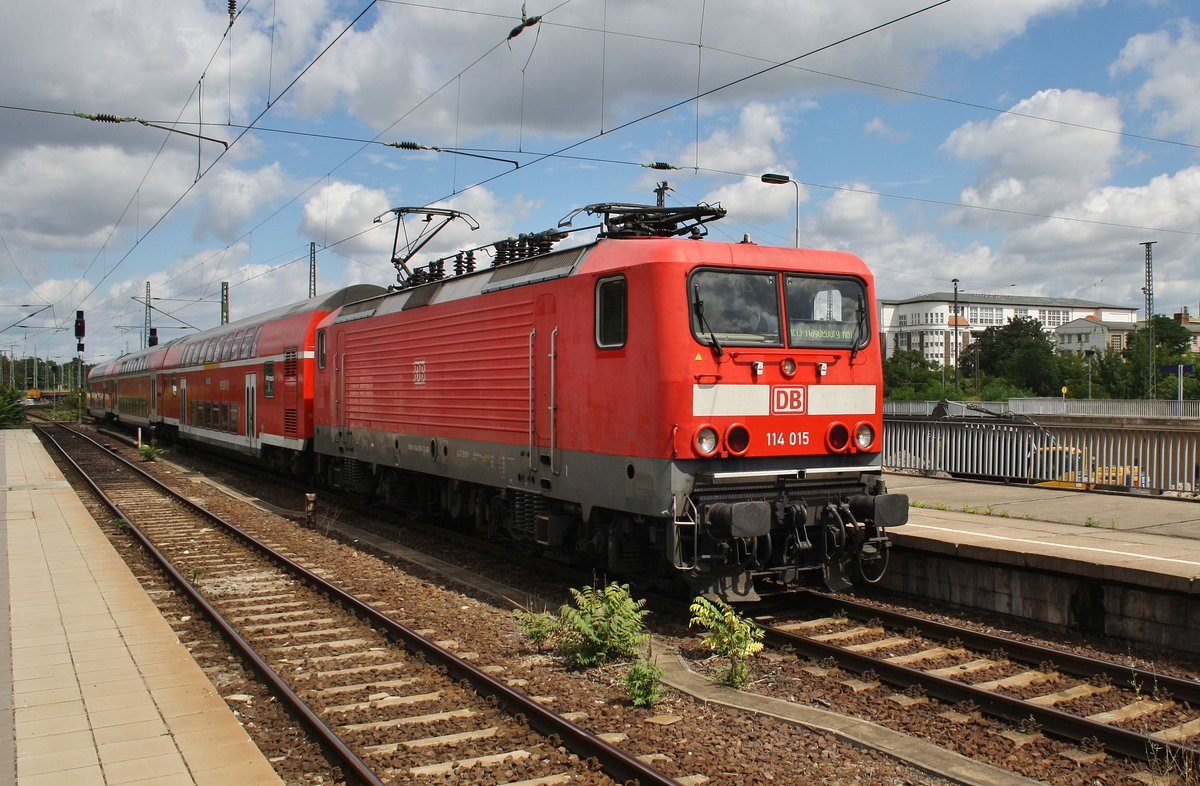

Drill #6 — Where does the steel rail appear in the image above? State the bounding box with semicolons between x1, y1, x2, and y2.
38;421;680;786
769;594;1200;765
795;590;1200;703
35;422;388;786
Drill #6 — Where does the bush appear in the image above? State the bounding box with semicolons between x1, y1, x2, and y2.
512;608;556;651
0;386;26;429
623;652;665;708
138;444;165;461
689;596;764;688
554;582;649;669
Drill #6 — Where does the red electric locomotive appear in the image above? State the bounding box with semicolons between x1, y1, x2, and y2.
312;203;907;598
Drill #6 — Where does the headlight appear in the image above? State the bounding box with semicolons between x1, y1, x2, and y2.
826;422;850;453
724;424;750;455
854;422;875;450
780;358;797;377
694;425;719;456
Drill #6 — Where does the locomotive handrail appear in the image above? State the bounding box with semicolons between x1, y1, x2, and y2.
528;328;536;474
550;326;559;476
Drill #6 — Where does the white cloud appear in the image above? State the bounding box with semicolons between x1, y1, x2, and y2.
1111;19;1200;145
691;102;789;174
196;163;293;242
864;117;907;140
0;144;193;252
7;0;1199;360
942;88;1122;217
300;181;394;260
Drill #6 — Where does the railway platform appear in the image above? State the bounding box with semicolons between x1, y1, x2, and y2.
882;471;1200;651
0;429;283;785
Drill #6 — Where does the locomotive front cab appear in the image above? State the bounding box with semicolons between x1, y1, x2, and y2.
673;259;908;599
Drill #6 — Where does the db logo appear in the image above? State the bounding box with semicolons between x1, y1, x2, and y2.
772;386;806;414
412;359;427;386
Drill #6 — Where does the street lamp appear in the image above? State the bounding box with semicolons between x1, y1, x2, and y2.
760;173;800;248
952;278;959;389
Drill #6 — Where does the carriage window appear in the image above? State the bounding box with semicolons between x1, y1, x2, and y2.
247;326;262;358
317;330;327;369
784;275;869;349
688;269;782;348
595;276;627;348
264;361;275;398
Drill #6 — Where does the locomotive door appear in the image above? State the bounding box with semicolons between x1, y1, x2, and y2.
532;294;558;474
333;332;346;440
245;373;258;450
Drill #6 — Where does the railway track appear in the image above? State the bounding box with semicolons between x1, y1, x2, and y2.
36;421;683;786
760;591;1200;768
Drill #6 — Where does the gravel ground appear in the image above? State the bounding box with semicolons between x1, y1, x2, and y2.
69;433;1199;785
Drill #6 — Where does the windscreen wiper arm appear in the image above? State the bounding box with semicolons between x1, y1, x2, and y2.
692;285;724;357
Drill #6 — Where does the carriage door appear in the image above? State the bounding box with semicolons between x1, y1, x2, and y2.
179;379;187;429
245;373;258;450
532;294;558;476
150;373;159;420
282;346;300;440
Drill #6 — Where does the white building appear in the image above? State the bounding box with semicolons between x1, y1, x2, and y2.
1054;317;1137;355
879;292;1138;367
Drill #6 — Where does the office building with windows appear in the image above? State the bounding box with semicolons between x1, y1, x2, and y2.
879;292;1138;367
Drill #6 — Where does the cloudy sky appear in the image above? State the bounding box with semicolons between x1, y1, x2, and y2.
1;0;1197;367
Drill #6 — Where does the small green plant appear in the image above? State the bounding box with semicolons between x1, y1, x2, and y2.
623;646;665;708
190;567;209;580
1085;516;1100;528
513;608;557;651
138;444;165;462
554;582;649;668
689;596;764;688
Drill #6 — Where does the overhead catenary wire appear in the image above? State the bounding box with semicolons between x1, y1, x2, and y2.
12;0;1190;355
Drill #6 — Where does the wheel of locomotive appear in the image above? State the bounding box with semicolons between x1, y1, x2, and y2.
472;487;489;534
486;494;508;539
443;479;462;520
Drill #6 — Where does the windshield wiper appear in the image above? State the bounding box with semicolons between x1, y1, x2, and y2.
692;285;724;357
850;293;867;362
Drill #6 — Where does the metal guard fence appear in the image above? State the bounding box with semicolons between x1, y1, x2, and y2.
883;418;1200;496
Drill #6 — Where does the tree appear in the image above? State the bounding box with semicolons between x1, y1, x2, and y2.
1123;316;1195;399
883;350;946;400
969;316;1057;396
0;386;26;428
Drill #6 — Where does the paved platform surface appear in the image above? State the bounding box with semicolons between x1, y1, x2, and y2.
886;471;1200;592
1;429;283;785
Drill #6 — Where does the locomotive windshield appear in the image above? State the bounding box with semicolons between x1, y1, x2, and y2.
689;269;783;347
784;274;869;349
688;269;869;350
